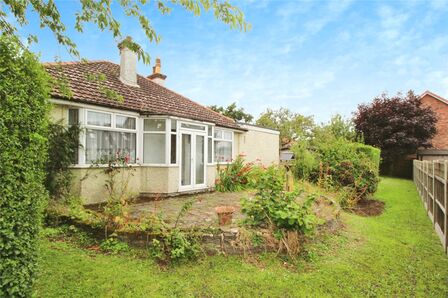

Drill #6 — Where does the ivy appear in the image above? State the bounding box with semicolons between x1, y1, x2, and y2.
0;36;50;297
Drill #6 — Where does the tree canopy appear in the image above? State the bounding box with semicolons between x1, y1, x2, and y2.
255;108;314;146
312;114;358;144
353;90;436;171
209;102;253;123
0;0;250;63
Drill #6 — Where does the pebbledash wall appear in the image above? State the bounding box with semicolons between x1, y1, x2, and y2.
50;102;279;205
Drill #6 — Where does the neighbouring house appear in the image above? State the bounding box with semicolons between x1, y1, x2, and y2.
418;91;448;161
46;39;279;205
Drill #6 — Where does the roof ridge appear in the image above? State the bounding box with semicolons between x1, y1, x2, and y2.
420;90;448;105
142;76;238;125
42;60;113;66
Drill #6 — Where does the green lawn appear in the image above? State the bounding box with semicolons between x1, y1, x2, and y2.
35;177;448;297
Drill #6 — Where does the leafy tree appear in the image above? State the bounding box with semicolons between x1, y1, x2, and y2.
353;91;437;173
0;35;49;297
0;0;250;64
209;102;253;123
312;114;358;144
256;108;314;146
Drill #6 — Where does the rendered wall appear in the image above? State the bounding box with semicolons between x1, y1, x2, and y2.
236;125;280;165
71;166;181;205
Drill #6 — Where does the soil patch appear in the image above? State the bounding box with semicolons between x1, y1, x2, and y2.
352;199;385;217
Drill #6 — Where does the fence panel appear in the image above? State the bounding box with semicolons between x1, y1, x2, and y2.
413;160;448;254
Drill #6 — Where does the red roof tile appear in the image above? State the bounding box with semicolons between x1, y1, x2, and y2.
44;61;242;130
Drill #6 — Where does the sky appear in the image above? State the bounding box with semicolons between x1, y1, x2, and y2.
8;0;448;122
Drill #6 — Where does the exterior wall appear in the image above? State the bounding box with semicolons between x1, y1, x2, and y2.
50;103;68;124
236;125;280;165
421;94;448;149
207;165;216;188
71;166;180;205
71;167;141;205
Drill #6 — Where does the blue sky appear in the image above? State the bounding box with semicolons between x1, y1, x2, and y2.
9;0;448;122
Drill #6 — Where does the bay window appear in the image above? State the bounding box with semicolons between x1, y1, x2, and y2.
214;129;233;162
85;110;136;164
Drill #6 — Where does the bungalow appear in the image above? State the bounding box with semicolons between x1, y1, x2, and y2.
46;39;279;205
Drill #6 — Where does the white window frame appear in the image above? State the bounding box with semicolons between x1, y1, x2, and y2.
178;121;208;191
82;108;138;165
142;117;170;166
214;128;234;164
207;125;214;165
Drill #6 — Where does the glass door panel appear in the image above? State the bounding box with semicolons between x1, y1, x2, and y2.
181;134;192;186
195;135;205;184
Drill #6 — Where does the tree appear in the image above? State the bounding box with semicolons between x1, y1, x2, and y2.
0;35;49;297
209;102;253;123
256;108;314;146
353;90;437;173
312;114;358;144
0;0;249;64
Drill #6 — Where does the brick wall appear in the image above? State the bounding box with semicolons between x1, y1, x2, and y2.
421;94;448;149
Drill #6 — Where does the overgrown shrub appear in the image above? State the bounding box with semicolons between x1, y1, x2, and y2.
46;122;81;200
241;166;317;234
292;136;380;207
0;36;50;296
215;155;254;192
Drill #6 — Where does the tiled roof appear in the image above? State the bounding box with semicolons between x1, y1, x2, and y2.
44;61;242;130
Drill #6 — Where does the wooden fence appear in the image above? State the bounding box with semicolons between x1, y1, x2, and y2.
413;160;448;254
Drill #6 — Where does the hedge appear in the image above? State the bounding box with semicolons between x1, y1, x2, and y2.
0;36;50;296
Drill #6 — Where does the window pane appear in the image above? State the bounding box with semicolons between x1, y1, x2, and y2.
143;133;166;163
208;138;212;163
170;134;177;164
116;115;136;129
85;129;136;164
144;119;166;131
87;111;111;127
116;132;136;162
68;109;79;125
196;135;205;184
214;140;232;163
181;134;192;186
181;123;205;130
214;130;222;139
223;131;232;140
208;125;212;136
171;120;177;132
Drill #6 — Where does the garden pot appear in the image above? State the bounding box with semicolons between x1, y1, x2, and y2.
215;206;236;226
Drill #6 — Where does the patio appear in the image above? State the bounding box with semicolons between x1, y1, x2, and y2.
129;191;255;229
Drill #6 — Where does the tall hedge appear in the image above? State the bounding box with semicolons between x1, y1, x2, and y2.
0;36;50;296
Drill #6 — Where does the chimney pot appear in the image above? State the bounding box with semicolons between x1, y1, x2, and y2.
148;57;167;86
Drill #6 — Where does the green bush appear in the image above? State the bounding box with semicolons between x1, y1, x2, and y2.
215;155;254;192
46;122;81;200
241;166;317;234
292;137;380;207
0;36;50;296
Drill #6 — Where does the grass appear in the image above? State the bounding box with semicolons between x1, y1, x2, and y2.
35;177;448;297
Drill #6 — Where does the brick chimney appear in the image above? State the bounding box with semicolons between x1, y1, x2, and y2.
118;36;138;87
147;58;167;86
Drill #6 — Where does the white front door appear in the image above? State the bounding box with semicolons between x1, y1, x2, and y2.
179;130;206;191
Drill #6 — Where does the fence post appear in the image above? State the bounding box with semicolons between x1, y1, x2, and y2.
445;161;447;253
